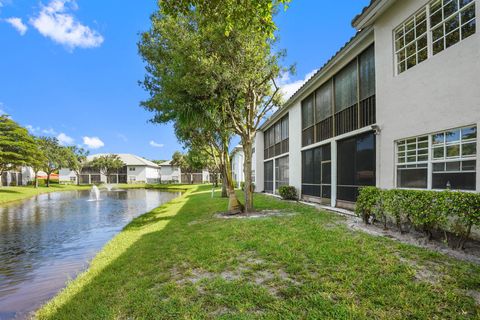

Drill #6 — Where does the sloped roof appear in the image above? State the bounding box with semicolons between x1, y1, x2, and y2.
87;154;160;168
352;0;378;27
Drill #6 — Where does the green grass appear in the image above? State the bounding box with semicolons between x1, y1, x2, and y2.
0;184;92;205
36;185;480;319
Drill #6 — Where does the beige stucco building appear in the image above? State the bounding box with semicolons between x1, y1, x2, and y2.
254;0;480;209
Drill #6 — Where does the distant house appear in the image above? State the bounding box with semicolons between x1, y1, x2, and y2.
231;145;244;188
1;167;34;186
158;160;212;184
59;153;161;185
158;160;181;183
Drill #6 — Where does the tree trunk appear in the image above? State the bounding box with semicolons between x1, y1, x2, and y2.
221;171;228;198
223;146;243;214
34;171;39;188
77;173;80;186
242;138;254;213
46;171;51;187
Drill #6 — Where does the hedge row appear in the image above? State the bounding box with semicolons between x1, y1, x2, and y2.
356;187;480;249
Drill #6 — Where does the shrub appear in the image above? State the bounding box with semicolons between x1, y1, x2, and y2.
355;187;381;224
278;185;298;201
356;187;480;249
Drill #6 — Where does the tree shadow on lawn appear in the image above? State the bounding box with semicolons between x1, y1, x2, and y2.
0;189;21;194
36;185;480;320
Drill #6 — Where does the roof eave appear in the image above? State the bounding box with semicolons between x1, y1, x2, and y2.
352;0;396;30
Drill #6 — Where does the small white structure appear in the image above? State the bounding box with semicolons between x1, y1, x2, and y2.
0;166;34;186
158;160;181;183
231;145;244;188
59;153;161;185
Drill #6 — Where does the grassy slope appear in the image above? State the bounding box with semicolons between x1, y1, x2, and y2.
0;185;91;205
36;185;480;319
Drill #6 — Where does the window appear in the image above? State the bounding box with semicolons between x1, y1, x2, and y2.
315;82;332;122
264;115;289;159
396;136;429;188
359;45;376;100
431;126;477;190
431;0;476;55
129;167;135;171
394;0;476;74
264;161;274;193
395;8;428;73
302;95;315;146
396;125;477;190
302;144;331;199
301;45;376;146
337;132;376;202
70;176;76;182
275;156;289;192
334;61;358;113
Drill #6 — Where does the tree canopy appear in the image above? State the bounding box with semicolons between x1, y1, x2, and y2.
90;155;125;183
0;115;39;182
37;137;71;187
139;0;289;212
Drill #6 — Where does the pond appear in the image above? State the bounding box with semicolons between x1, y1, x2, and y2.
0;188;180;319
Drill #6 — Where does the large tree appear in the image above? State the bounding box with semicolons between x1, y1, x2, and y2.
158;0;290;38
0;115;39;186
37;137;70;187
66;146;89;185
90;155;125;184
139;12;244;213
140;2;288;212
29;138;48;188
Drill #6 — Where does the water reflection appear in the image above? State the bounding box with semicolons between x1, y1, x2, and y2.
0;189;179;319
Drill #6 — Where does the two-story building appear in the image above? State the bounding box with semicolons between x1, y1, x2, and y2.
254;0;479;209
60;153;162;185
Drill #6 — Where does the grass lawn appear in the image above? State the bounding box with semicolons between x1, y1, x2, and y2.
0;184;93;205
36;185;480;319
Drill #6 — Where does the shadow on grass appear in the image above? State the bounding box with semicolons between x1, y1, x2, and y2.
36;185;228;319
0;189;21;194
35;185;480;320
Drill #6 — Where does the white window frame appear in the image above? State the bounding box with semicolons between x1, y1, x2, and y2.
394;7;429;74
430;0;477;55
393;0;477;75
395;125;477;191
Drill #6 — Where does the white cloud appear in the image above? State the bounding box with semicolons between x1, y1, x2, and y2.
83;136;104;149
26;124;40;133
5;17;28;35
25;125;60;135
149;140;164;148
42;128;57;135
278;69;318;100
57;132;74;145
30;0;104;50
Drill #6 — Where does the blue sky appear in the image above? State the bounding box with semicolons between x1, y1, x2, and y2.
0;0;369;161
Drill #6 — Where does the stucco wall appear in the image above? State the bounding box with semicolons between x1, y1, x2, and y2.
254;132;264;192
127;166;146;182
374;0;480;191
145;166;161;179
289;102;302;193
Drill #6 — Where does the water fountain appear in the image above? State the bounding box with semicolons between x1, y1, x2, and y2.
105;184;113;191
89;185;100;201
